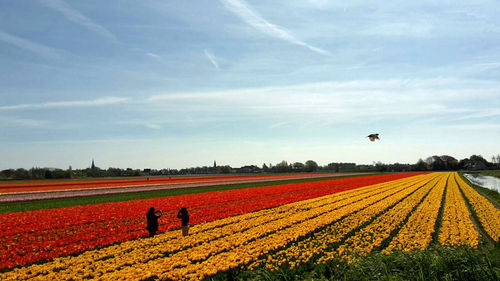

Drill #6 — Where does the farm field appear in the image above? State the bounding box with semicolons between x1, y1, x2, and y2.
1;172;498;280
0;173;336;193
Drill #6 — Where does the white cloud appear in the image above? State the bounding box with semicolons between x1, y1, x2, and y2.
38;0;116;40
204;49;220;69
0;97;130;111
146;52;162;59
221;0;330;55
0;30;60;59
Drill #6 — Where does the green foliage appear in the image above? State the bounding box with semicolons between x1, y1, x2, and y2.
481;171;500;179
304;160;319;172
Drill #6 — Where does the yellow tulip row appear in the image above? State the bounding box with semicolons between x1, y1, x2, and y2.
385;173;449;252
159;175;438;280
110;175;423;281
1;174;424;281
455;174;500;242
438;173;479;247
248;173;440;269
322;173;448;263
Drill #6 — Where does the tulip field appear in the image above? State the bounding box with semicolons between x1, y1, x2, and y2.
1;172;499;280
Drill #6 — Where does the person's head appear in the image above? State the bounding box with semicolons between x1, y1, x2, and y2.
148;207;155;214
180;207;187;214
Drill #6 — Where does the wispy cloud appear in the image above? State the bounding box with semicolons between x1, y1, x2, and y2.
144;78;499;127
146;52;162;59
220;0;330;56
0;30;60;59
442;123;500;131
0;116;48;128
204;49;220;69
38;0;116;40
0;97;130;111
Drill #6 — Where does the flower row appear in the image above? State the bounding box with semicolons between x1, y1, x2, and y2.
438;173;480;247
0;174;325;193
0;174;426;281
0;173;417;269
321;172;445;263
385;172;448;251
250;173;439;269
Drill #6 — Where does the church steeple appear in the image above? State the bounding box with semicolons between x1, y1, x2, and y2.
213;160;216;168
91;159;95;170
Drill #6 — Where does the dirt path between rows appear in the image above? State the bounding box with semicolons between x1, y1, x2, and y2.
0;173;369;202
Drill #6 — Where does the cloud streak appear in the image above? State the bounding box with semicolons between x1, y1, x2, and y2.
0;30;60;59
0;116;48;128
204;49;220;69
145;78;499;127
221;0;330;55
0;97;130;111
38;0;116;40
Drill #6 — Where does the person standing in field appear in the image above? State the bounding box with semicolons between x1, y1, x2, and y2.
177;207;190;236
146;207;162;237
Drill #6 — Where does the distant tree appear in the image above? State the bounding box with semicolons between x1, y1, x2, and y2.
0;169;15;179
413;158;428;171
262;163;270;173
13;168;29;179
374;161;387;172
292;162;305;171
220;165;232;174
29;167;45;179
492;154;500;168
440;155;458;170
425;156;446;171
275;160;290;173
470;154;488;165
44;169;53;179
472;154;493;168
304;160;318;172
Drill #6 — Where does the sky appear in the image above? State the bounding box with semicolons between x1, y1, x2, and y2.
0;0;499;170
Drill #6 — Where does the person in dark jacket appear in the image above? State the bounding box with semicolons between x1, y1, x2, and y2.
177;207;190;236
146;207;162;237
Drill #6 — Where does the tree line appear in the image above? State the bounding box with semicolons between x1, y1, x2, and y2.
1;154;499;180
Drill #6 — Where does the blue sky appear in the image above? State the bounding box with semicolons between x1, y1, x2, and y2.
0;0;499;170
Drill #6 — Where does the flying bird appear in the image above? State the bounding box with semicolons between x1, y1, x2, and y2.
367;134;379;142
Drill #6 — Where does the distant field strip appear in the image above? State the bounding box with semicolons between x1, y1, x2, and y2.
1;172;496;281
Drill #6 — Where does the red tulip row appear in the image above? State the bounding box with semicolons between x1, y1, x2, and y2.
0;173;423;269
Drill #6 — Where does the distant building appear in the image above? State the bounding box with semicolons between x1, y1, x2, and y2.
464;161;487;170
234;165;262;173
328;162;357;171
